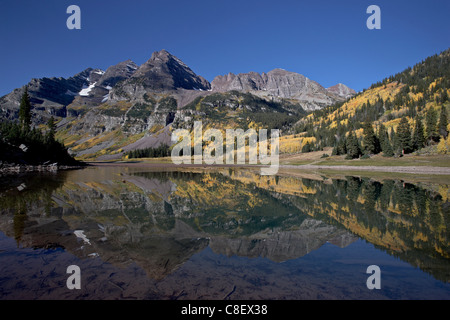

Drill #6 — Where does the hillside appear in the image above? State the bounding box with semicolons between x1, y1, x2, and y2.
0;89;81;172
283;48;450;157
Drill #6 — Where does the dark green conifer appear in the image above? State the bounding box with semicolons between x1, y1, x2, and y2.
345;131;361;159
438;105;448;139
426;108;439;143
412;116;426;151
362;122;380;155
397;117;412;155
46;116;57;142
19;87;32;130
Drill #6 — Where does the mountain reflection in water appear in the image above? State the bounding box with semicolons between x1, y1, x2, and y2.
0;166;449;299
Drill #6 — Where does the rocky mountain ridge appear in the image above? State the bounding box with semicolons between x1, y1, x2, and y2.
0;61;141;124
326;83;356;99
0;50;356;160
211;68;351;110
0;50;354;124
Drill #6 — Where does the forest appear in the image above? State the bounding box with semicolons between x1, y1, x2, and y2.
0;88;80;166
294;48;450;158
126;144;171;159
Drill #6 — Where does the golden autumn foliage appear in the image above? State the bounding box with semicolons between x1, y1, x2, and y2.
279;135;316;154
437;135;450;154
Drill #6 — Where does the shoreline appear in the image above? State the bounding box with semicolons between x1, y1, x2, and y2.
0;163;87;176
86;161;450;175
2;160;449;176
280;164;450;175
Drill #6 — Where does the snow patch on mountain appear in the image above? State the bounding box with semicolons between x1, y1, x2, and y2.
79;82;97;96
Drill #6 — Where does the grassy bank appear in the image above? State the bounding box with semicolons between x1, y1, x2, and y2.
280;148;450;167
316;154;450;167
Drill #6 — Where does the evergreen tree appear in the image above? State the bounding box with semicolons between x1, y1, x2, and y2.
46;116;57;143
127;145;171;159
438;105;448;139
378;124;394;157
0;119;77;166
332;136;347;156
426;108;439;143
397;117;412;155
331;145;338;156
382;139;394;157
378;124;388;150
302;141;312;153
412;116;426;151
441;90;448;104
391;127;401;155
362;122;380;155
345;131;361;159
19;87;32;131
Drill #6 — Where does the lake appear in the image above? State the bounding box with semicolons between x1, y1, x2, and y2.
0;165;449;300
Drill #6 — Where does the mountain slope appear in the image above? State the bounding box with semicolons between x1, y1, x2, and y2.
0;60;143;125
110;49;211;100
55;51;339;160
326;83;356;99
211;69;351;111
0;68;101;123
282;48;450;155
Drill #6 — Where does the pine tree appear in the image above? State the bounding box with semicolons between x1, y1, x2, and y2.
333;135;347;155
391;127;401;156
331;145;337;155
382;139;394;157
362;122;380;155
438;105;448;139
412;116;425;151
378;124;387;148
302;141;312;153
19;87;32;131
441;90;448;104
397;117;412;155
46;116;57;142
345;131;361;159
426;108;439;143
378;124;393;157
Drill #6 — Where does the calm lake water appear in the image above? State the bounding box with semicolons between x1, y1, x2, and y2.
0;165;449;300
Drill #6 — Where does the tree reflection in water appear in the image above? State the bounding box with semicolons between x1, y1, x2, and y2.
0;167;449;299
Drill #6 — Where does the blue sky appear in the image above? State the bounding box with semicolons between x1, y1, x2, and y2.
0;0;449;96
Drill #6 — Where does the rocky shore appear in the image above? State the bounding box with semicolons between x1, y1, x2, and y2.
0;162;87;176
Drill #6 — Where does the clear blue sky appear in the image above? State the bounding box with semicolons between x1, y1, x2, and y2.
0;0;449;96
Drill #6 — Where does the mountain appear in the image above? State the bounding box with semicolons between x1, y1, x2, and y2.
0;61;141;124
211;68;350;111
97;59;138;89
2;48;448;161
67;60;139;110
0;68;97;122
0;49;352;125
110;49;211;100
326;83;356;99
0;49;357;160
